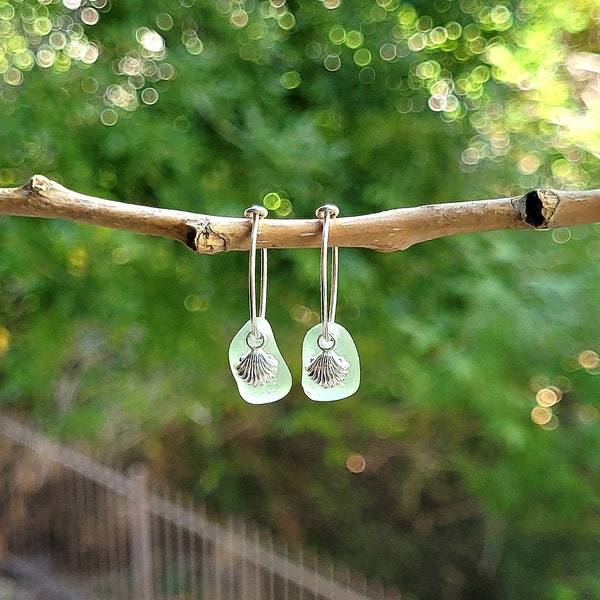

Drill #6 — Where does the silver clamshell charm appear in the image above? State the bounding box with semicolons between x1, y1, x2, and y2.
306;349;350;388
301;322;360;401
229;317;292;404
235;347;279;387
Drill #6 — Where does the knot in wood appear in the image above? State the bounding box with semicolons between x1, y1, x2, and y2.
512;189;560;229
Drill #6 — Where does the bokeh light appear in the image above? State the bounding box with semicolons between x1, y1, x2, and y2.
156;13;174;31
577;404;600;425
100;108;118;126
346;454;367;473
536;387;562;408
290;305;318;327
141;87;159;105
324;54;341;72
578;350;600;371
531;405;553;426
280;70;301;89
184;295;209;313
0;0;595;179
540;415;559;432
81;8;99;26
263;192;281;210
0;326;11;359
552;228;572;244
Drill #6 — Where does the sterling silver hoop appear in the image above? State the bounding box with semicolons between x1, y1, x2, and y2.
244;205;268;339
229;205;292;403
301;204;360;400
316;204;340;345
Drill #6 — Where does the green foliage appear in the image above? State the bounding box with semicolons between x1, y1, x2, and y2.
1;0;600;597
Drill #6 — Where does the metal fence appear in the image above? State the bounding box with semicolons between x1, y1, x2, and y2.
0;415;401;600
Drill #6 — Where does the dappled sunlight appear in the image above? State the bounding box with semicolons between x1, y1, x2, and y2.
0;0;101;84
210;0;598;187
0;0;597;190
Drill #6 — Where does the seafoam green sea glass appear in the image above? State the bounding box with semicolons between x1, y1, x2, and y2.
301;322;360;401
229;316;292;404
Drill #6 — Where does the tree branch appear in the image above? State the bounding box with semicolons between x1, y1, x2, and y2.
0;176;598;254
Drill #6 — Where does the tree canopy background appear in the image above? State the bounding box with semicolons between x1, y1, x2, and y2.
1;0;600;597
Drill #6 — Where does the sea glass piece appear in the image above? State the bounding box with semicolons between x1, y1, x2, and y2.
229;317;292;404
301;322;360;401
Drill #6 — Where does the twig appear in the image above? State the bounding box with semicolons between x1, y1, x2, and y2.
0;175;598;254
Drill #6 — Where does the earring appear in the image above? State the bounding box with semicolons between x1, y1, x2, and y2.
228;206;292;404
301;205;360;401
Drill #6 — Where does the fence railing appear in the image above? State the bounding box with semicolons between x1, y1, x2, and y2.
0;415;401;600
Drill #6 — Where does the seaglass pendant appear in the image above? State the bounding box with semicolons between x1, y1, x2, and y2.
229;316;292;404
301;322;360;401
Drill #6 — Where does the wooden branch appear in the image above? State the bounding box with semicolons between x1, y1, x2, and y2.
0;175;599;254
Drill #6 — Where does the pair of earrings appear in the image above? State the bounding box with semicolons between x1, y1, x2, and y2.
228;205;360;404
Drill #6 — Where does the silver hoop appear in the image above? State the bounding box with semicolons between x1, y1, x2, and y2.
245;330;266;350
317;333;336;351
316;204;339;343
244;205;268;337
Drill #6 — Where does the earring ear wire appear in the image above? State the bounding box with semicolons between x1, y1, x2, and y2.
301;205;360;401
244;205;268;334
228;206;292;404
315;204;339;343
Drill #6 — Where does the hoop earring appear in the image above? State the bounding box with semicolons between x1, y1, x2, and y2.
228;206;292;404
301;205;360;401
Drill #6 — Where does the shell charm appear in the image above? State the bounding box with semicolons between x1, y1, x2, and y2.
235;347;279;387
303;205;360;402
306;349;350;388
229;317;292;404
301;322;360;401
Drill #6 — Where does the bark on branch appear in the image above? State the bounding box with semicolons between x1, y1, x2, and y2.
0;175;599;254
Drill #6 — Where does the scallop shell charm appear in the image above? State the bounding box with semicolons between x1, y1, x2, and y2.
235;347;279;387
301;322;360;401
229;317;292;404
306;350;350;388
